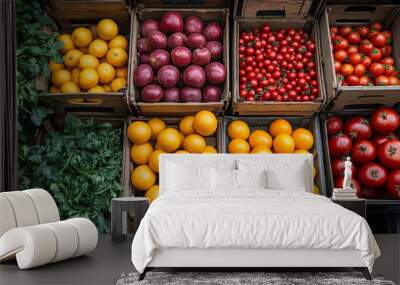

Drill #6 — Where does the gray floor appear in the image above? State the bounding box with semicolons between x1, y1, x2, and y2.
0;234;134;285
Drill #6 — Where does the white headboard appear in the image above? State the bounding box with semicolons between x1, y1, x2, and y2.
159;154;313;194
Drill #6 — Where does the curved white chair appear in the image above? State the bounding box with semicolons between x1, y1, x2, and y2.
0;189;98;269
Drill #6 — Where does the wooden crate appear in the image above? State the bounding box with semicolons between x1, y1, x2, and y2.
231;0;326;116
123;116;224;197
320;110;400;204
129;8;230;116
132;0;230;9
38;0;132;116
222;116;327;196
319;5;400;112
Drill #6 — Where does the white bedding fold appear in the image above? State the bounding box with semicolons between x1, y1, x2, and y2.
131;190;380;273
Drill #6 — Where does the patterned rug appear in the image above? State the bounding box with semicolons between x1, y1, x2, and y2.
117;271;396;285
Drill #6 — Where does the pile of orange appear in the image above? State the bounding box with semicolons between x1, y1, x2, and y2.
227;118;320;194
127;110;218;202
49;19;128;94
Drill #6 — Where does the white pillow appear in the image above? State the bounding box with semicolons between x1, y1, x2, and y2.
167;163;212;191
212;168;237;190
236;169;268;189
265;163;309;192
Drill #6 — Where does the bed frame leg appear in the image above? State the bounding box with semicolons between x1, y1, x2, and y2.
138;268;148;281
354;267;371;280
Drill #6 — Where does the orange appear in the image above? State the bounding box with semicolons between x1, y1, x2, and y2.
292;128;314;150
148;149;166;173
116;67;128;79
228;138;250;154
60;81;80;93
293;149;310;154
88;86;106;93
273;134;295;153
97;62;115;84
248;130;273;149
157;128;181;153
179;116;195;136
110;78;127;92
183;134;206;153
178;132;185;148
131;165;156;191
147;118;166;140
79;47;89;54
49;60;64;72
97;19;118;41
202;145;217;154
193;110;218;136
79;54;99;69
228;120;250;140
57;34;76;53
51;69;71;87
175;150;189;154
79;68;99;89
127;121;151;144
312;185;320;195
64;49;83;68
269;119;293;137
71;27;93;47
251;145;272;154
89;39;109;58
70;68;80;85
106;47;128;67
49;86;60;93
130;143;154;165
145;185;159;203
103;84;112;92
109;35;128;50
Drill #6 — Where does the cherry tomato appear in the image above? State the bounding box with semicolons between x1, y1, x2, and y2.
346;45;359;55
381;45;392;57
359;75;371;86
359;40;374;55
333;38;349;51
371;33;388;47
370;22;382;31
370;48;382;62
356;26;370;38
341;63;354;76
346;75;360;86
334;50;348;62
388;76;400;85
349;53;362;65
339;25;352;37
368;63;385;77
375;75;390;86
347;32;361;45
334;61;342;72
353;64;366;76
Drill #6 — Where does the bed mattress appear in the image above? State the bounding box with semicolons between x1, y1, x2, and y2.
131;190;380;273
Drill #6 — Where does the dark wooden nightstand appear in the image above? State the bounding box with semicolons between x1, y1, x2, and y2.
332;198;366;219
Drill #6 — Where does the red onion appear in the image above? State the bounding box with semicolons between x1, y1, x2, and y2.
163;87;180;102
206;41;223;60
181;87;202;102
203;22;223;41
187;33;206;49
157;65;180;88
133;64;154;87
171;46;192;68
192;48;211;65
203;85;222;102
184;16;203;35
160;11;183;34
167;32;188;49
205;62;226;84
183;65;206;88
147;30;167;50
141;84;164;102
137;38;152;53
148;49;170;71
140;19;159;37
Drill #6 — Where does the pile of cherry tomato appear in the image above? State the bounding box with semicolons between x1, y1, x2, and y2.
238;24;319;102
330;21;400;86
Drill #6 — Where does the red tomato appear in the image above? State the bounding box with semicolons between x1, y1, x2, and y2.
330;26;338;34
351;140;377;164
371;107;400;133
388;76;400;86
343;116;373;140
329;133;353;159
380;57;395;66
353;64;366;76
359;40;374;55
339;25;352;37
372;133;399;147
334;61;342;72
334;50;348;62
333;38;349;51
383;65;395;76
370;48;382;62
361;55;371;67
376;75;390;86
381;45;392;57
378;140;400;169
386;170;400;199
349;53;362;65
357;26;370;38
359;163;387;188
346;45;359;55
331;158;358;178
347;32;361;45
327;116;343;136
346;75;360;86
368;63;385;77
334;176;362;195
341;63;354;76
370;22;382;32
371;33;388;47
359;75;371;86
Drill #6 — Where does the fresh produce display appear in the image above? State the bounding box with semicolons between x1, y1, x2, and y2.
127;110;219;202
49;19;128;94
329;22;399;86
327;107;400;199
19;115;123;233
238;24;319;102
133;12;226;103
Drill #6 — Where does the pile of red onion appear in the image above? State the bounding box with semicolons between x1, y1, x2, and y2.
133;11;226;103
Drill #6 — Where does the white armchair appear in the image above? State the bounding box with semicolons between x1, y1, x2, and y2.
0;188;98;269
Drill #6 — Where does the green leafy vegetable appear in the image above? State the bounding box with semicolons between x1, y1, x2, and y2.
19;115;123;233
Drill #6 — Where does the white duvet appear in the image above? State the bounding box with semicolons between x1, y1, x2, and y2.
131;190;380;273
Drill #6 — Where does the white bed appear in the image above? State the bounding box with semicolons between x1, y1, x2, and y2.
131;154;380;280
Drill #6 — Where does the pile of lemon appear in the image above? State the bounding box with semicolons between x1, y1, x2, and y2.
127;111;219;202
227;118;320;194
49;19;128;94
